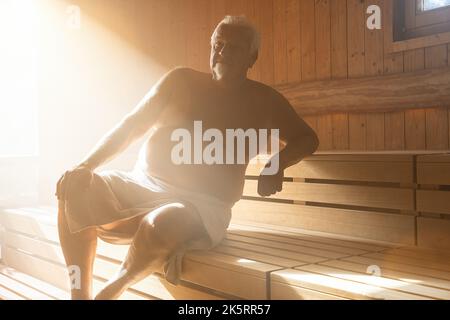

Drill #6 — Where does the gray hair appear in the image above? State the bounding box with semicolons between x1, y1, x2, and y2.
211;15;260;55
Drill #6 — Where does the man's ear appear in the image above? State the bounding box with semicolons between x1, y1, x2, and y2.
249;51;258;68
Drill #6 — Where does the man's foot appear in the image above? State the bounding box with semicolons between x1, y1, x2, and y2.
95;277;129;300
95;269;132;300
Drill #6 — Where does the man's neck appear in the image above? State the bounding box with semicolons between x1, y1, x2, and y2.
212;74;249;92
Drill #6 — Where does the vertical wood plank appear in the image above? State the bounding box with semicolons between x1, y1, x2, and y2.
332;113;349;150
383;48;405;151
365;0;383;76
244;0;261;82
300;0;316;81
330;0;349;151
404;49;426;150
425;45;448;69
286;0;302;83
366;113;385;150
383;0;404;76
425;44;449;150
168;0;186;67
314;0;332;150
273;0;288;85
186;0;204;70
330;0;348;79
404;109;426;150
384;112;405;150
199;0;212;73
257;0;275;85
404;49;425;72
315;0;331;80
383;52;403;74
349;113;367;150
303;116;318;140
364;0;387;151
347;0;365;78
426;108;449;150
317;114;333;151
225;0;246;15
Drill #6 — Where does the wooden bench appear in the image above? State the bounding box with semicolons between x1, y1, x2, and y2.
1;153;450;300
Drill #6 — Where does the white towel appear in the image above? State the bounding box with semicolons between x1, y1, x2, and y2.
63;167;233;285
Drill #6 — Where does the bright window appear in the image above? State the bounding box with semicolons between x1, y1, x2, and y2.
422;0;450;11
0;0;39;157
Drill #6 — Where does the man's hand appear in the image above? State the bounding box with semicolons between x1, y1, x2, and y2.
257;162;284;197
55;165;94;201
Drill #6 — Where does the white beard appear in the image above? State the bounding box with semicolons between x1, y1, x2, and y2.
214;62;230;80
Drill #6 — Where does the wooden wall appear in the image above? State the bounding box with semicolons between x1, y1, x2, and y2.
82;0;450;152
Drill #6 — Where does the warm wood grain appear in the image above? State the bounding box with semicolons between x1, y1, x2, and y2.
276;67;450;116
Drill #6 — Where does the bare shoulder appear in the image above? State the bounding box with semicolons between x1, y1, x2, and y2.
157;67;209;91
157;66;194;86
248;79;291;108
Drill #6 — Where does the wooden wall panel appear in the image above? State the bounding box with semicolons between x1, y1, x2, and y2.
349;114;367;151
273;0;288;84
404;49;426;150
315;0;331;80
425;45;449;150
330;0;347;80
317;114;333;150
127;0;450;152
300;0;316;81
347;0;365;78
257;0;275;85
332;114;349;150
244;0;261;81
286;0;302;83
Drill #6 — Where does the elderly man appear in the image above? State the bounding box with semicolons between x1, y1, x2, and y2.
56;16;319;300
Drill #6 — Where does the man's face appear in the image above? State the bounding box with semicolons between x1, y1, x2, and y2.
210;24;256;82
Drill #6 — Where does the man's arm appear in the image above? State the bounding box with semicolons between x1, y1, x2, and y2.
269;88;318;170
258;89;319;196
56;68;187;200
78;68;185;171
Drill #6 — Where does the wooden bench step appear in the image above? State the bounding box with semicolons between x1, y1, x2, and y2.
1;207;449;300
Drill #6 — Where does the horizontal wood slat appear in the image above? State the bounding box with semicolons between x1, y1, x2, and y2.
317;260;450;299
0;265;69;300
342;256;450;285
232;200;416;245
247;155;414;183
417;154;450;185
417;190;450;215
271;268;429;300
295;264;439;299
243;180;415;210
417;217;450;251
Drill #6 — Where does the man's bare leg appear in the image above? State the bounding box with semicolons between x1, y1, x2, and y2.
95;203;206;300
58;200;98;300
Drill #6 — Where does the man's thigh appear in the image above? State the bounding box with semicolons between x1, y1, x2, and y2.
143;202;208;248
97;202;207;247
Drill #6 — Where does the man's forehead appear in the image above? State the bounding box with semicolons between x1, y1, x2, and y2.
214;24;252;42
